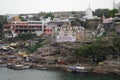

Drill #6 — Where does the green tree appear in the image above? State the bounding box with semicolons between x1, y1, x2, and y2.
102;9;111;18
0;15;7;38
75;38;105;63
27;38;43;53
112;36;120;62
71;18;81;26
71;11;76;14
19;16;27;21
94;9;103;18
110;9;119;17
0;15;7;28
94;8;111;18
44;12;54;20
18;33;37;40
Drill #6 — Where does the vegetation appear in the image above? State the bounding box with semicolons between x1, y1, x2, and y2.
94;8;119;18
75;38;105;63
0;15;7;28
19;16;27;21
44;12;54;20
71;18;81;26
112;36;120;58
27;38;44;53
18;33;37;40
71;11;77;14
0;15;7;38
75;34;120;64
94;9;111;18
110;8;119;17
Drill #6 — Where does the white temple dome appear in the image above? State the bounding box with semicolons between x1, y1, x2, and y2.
85;6;93;19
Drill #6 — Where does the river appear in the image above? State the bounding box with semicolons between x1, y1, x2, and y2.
0;67;119;80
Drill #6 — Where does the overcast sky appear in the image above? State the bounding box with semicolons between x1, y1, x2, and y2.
0;0;120;15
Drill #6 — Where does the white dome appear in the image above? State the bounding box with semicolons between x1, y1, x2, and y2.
85;6;93;19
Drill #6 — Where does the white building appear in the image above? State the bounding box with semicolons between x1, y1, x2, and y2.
56;22;85;42
83;6;93;19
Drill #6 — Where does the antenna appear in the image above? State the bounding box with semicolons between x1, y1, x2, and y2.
89;0;91;8
113;0;116;9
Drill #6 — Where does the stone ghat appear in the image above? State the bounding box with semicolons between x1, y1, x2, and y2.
4;62;120;75
93;66;120;75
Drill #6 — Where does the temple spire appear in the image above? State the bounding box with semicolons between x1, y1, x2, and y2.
89;0;91;8
113;0;116;9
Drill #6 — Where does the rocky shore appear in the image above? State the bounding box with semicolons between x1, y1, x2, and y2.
17;62;120;75
93;65;120;75
0;60;120;76
0;39;119;76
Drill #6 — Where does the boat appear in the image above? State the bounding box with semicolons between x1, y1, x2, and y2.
37;67;48;70
7;63;14;69
12;64;30;70
36;65;48;70
0;59;6;67
1;64;7;67
75;66;87;73
0;60;5;64
67;66;87;73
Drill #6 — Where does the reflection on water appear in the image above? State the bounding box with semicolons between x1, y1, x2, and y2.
0;68;119;80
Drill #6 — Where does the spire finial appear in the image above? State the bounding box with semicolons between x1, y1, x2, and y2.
89;0;91;8
113;0;116;9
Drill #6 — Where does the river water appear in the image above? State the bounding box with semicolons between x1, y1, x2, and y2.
0;68;119;80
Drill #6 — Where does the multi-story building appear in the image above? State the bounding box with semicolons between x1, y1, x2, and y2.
3;21;51;38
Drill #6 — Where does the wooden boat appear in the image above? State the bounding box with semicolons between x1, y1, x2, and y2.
7;63;14;69
0;60;5;64
12;64;30;70
36;65;48;70
67;66;87;73
37;67;48;70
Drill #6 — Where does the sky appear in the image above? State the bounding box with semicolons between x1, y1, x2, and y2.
0;0;120;15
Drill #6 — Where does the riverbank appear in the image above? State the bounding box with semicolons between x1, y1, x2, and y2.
39;64;120;75
0;38;120;76
1;62;120;76
93;65;120;76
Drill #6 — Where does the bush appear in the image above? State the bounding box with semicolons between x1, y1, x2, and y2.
18;33;37;40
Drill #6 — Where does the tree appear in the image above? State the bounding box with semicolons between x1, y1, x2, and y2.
0;15;7;28
112;36;120;63
75;38;105;63
0;15;7;38
18;33;37;40
110;9;119;17
94;9;103;18
44;12;54;20
71;11;76;14
19;16;27;21
102;9;111;18
71;18;81;26
94;9;111;18
27;38;43;53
